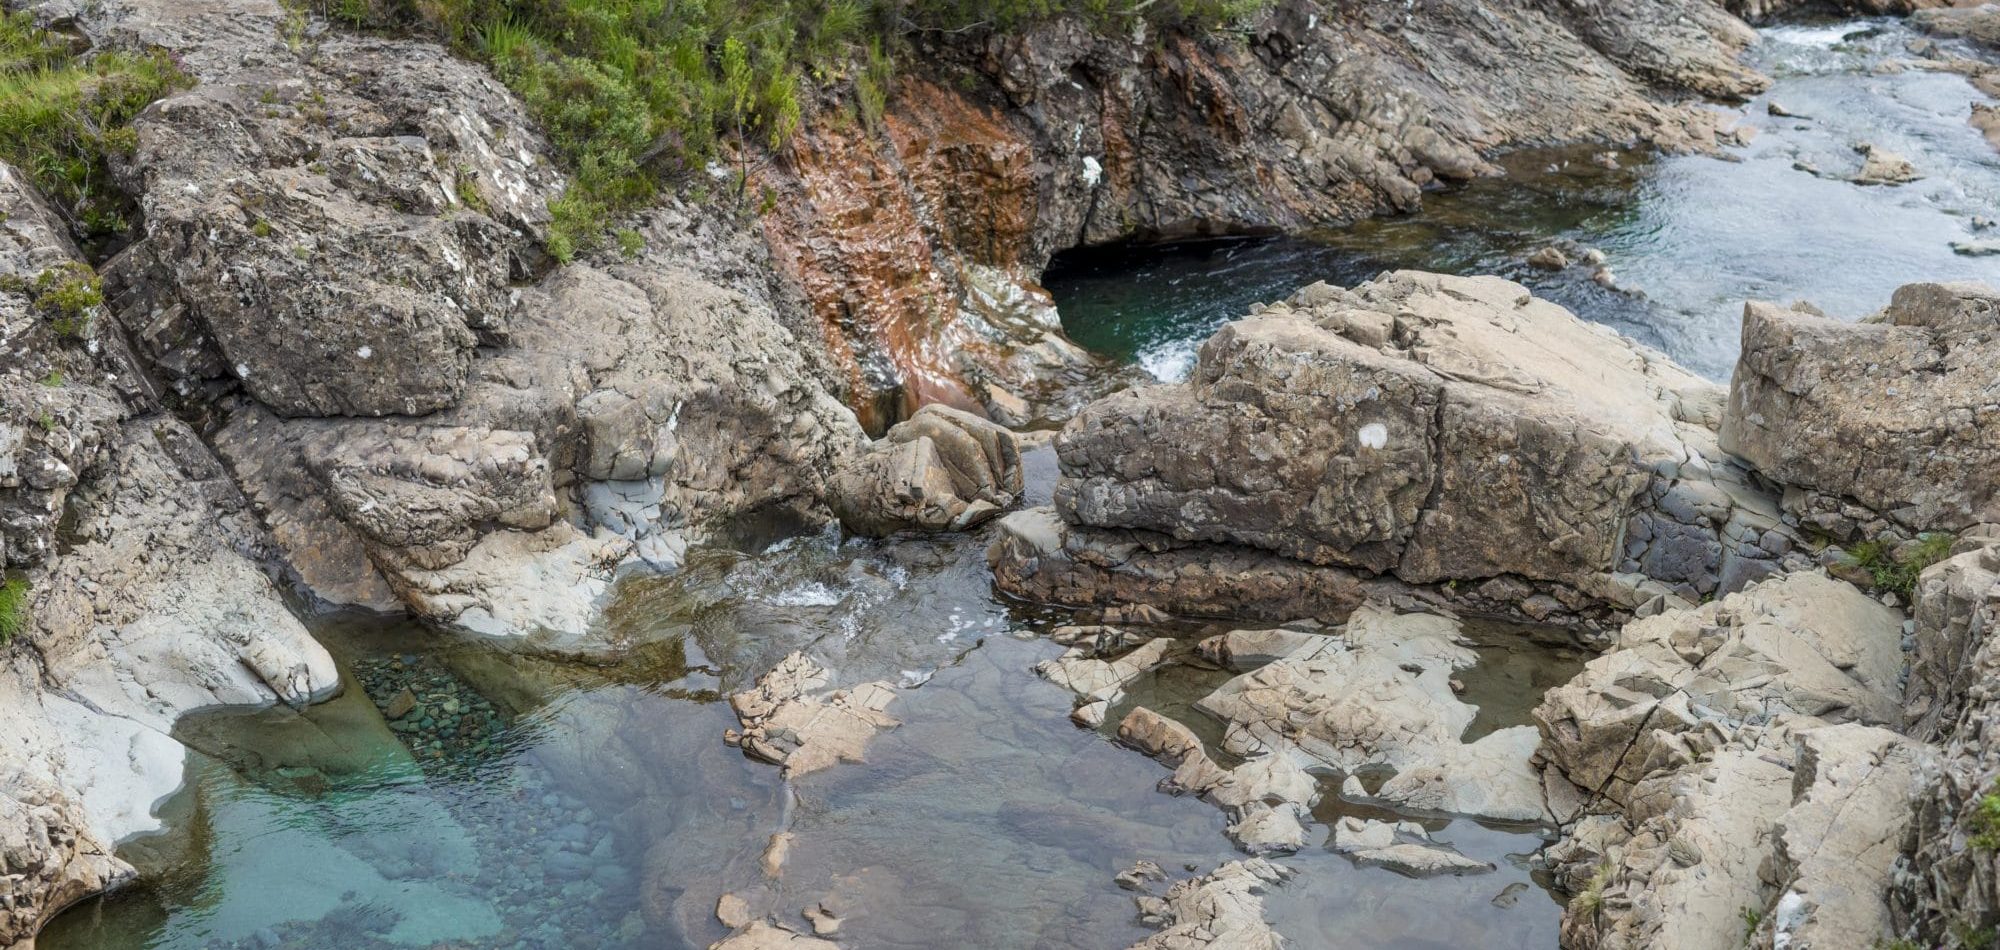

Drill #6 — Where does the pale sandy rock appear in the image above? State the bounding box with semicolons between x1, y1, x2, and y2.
1037;637;1175;704
730;653;898;779
717;893;753;929
1852;144;1922;184
1330;817;1493;877
1116;706;1320;855
1721;283;2000;537
1130;859;1291;950
1536;571;1903;809
709;920;840;950
1906;533;2000;735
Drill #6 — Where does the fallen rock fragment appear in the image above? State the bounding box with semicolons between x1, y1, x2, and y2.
1330;817;1493;877
1852;143;1921;184
828;405;1023;536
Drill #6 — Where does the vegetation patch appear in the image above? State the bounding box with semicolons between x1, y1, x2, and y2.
1;260;104;339
1967;784;2000;852
1849;532;1957;599
297;0;1267;259
0;575;28;646
0;11;193;248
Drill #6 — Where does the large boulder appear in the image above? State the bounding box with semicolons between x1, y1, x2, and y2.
828;405;1023;535
1721;283;2000;538
1004;271;1794;622
1535;571;1904;811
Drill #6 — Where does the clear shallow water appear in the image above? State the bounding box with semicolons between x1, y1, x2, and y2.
1047;18;2000;382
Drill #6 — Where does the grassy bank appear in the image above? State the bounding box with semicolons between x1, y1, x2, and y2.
0;12;192;250
306;0;1266;259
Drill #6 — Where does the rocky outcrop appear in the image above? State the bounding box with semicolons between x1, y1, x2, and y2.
727;653;898;779
1536;571;1905;811
1892;532;2000;943
1914;4;2000;50
1721;282;2000;539
2;158;339;944
1535;569;1932;950
1116;704;1321;855
828;405;1023;536
996;272;1799;623
1554;719;1929;950
23;0;870;639
759;0;1774;427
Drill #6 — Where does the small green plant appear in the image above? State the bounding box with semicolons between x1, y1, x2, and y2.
41;369;62;387
1966;785;2000;852
1955;922;1999;950
1850;532;1956;599
20;262;102;338
0;12;193;249
614;227;644;258
0;575;28;645
1571;862;1612;917
454;167;489;213
251;218;274;237
1740;905;1764;943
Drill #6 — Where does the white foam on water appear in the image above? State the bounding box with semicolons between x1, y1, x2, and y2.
1137;338;1200;382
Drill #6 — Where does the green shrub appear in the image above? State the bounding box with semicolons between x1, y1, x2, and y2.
0;12;193;249
0;576;27;645
1968;785;2000;852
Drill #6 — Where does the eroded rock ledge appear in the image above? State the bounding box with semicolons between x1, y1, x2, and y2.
995;271;1803;627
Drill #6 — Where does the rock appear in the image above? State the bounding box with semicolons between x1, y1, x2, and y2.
1116;706;1320;855
1037;637;1175;704
758;0;1770;425
1767;100;1809;119
1851;143;1921;185
1019;272;1787;620
384;688;418;720
1721;283;2000;535
717;892;753;929
1197;628;1322;670
1552;719;1928;950
1527;247;1571;270
1330;817;1493;877
1893;532;2000;943
1129;859;1292;950
709;920;840;950
989;507;1371;623
1952;238;2000;257
729;653;898;778
1912;4;2000;50
1535;571;1903;810
828;404;1023;535
1116;860;1169;892
1196;605;1548;822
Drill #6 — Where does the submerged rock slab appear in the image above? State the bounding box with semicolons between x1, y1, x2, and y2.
1196;604;1547;823
729;653;898;779
1721;282;2000;537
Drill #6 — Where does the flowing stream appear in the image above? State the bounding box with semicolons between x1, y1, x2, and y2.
43;17;1999;950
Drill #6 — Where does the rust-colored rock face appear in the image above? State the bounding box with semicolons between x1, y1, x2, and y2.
756;0;1769;430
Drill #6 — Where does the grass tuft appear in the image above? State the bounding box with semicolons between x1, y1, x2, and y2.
0;575;28;646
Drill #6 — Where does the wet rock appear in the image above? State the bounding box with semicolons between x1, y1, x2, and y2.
1851;143;1922;185
1912;4;2000;50
1197;605;1548;823
828;404;1023;536
1130;859;1291;950
1116;860;1169;893
729;653;898;778
717;893;753;929
1535;571;1902;811
1952;238;2000;257
1721;282;2000;536
1331;817;1493;877
759;0;1770;423
709;920;840;950
1527;247;1571;270
1116;706;1319;855
1037;637;1174;704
